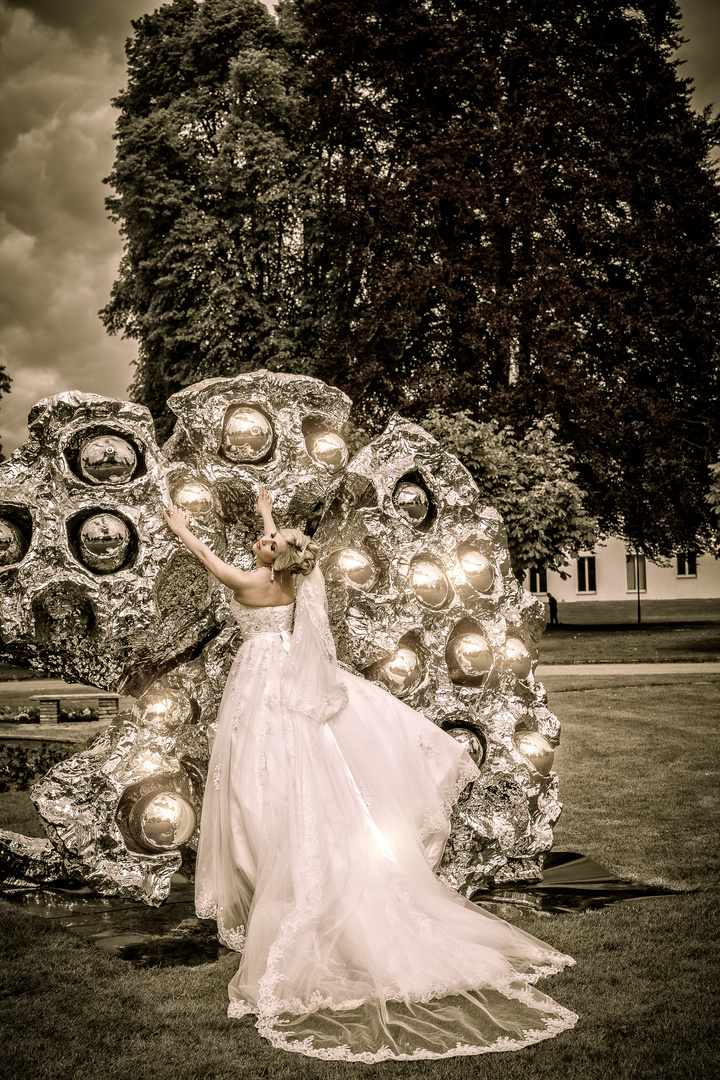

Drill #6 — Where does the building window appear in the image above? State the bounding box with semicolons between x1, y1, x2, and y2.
626;552;647;592
677;553;697;577
577;555;596;593
529;567;548;593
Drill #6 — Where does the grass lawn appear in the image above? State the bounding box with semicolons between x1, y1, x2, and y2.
1;674;718;1080
538;621;720;664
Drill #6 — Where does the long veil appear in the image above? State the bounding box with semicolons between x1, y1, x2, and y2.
282;565;349;724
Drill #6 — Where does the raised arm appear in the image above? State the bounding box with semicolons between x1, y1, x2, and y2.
162;504;252;592
255;484;277;535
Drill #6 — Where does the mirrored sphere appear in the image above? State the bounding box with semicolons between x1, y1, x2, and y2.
129;791;197;852
77;513;131;572
377;646;422;696
503;636;533;679
446;631;493;683
79;435;137;485
513;731;555;775
172;480;214;518
221;406;273;463
459;550;495;593
0;519;26;566
410;557;450;608
336;548;378;590
446;726;485;766
132;688;193;733
392;482;430;524
308;431;348;471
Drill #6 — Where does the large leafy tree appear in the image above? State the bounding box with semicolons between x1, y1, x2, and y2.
101;0;320;441
299;0;720;560
104;0;720;559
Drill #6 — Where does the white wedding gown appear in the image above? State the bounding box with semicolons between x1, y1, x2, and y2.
195;568;577;1061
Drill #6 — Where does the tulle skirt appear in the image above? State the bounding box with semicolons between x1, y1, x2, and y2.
195;633;578;1061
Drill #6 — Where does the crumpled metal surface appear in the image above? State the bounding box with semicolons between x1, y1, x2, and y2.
0;829;69;887
0;372;352;904
0;375;563;904
314;416;563;895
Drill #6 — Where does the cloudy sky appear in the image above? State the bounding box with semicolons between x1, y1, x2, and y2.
0;0;718;454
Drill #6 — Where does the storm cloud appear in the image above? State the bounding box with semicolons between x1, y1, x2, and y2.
0;0;716;455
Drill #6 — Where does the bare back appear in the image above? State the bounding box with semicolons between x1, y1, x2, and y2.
233;569;295;609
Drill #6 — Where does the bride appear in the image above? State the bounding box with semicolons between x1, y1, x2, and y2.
163;487;578;1061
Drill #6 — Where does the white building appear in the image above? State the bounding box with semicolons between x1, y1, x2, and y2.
527;536;720;603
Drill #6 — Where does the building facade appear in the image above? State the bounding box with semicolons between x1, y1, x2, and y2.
527;536;720;603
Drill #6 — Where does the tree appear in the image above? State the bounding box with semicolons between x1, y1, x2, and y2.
103;0;720;558
297;0;720;560
420;409;597;577
0;365;11;460
101;0;320;442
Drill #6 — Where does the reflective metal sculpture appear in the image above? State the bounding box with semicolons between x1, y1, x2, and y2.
393;481;430;524
76;512;132;572
314;414;561;895
128;791;197;852
307;431;349;471
221;404;273;463
79;434;137;484
0;518;26;566
0;372;564;905
410;557;451;609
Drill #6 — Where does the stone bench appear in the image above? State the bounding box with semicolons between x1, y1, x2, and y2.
28;694;120;724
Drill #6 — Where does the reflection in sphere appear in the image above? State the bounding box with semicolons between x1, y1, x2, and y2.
446;631;493;684
222;406;273;463
503;636;533;680
392;482;429;524
172;480;214;518
446;726;485;766
513;731;555;775
336;548;377;591
376;646;422;696
410;558;450;608
79;435;137;485
129;791;197;852
0;519;26;566
132;688;193;733
77;513;131;572
459;550;495;593
308;431;348;471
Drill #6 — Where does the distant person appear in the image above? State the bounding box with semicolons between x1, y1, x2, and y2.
547;592;559;625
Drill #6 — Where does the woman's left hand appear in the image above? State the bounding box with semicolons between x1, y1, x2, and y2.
163;502;191;535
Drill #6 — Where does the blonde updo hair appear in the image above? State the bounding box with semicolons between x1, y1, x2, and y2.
273;528;318;577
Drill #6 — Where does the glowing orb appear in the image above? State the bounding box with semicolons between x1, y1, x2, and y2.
375;646;422;696
172;480;214;518
128;790;197;852
410;557;450;608
446;726;485;766
503;636;533;680
77;513;132;573
221;406;273;463
513;731;555;775
446;631;493;685
307;431;348;471
132;688;193;733
79;435;137;485
335;548;378;591
0;519;26;566
459;549;495;593
392;482;430;524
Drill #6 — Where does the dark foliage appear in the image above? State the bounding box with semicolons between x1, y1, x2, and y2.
103;0;720;558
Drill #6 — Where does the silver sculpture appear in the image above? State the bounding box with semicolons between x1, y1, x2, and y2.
0;371;563;904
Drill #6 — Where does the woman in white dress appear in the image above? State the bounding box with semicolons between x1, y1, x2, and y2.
163;488;578;1062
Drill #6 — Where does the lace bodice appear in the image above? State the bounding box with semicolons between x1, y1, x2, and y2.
229;598;294;638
